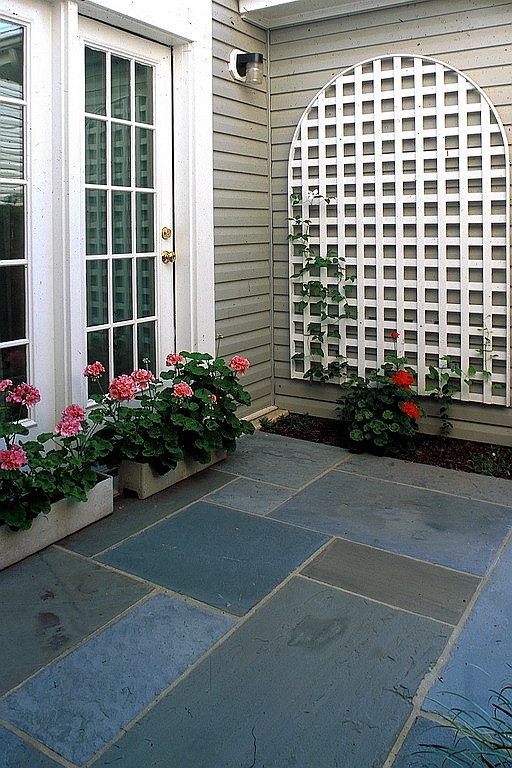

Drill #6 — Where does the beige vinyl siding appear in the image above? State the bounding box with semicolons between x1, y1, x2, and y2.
213;0;273;415
269;0;512;443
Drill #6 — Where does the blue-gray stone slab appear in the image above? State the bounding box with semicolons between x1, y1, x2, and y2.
424;533;512;713
271;471;512;574
392;715;458;768
0;726;62;768
0;547;150;696
59;468;233;556
0;594;235;765
206;477;294;515
336;454;512;508
95;576;451;768
96;502;328;615
220;431;347;488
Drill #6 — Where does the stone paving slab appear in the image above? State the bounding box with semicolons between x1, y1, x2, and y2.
392;715;455;768
0;547;151;697
336;454;512;507
302;538;480;624
96;502;328;615
0;594;235;766
59;468;233;556
0;727;61;768
220;431;347;488
205;476;294;515
272;470;512;574
94;576;451;768
424;532;512;712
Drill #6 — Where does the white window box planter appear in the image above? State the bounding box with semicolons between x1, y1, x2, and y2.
0;474;113;571
117;451;228;499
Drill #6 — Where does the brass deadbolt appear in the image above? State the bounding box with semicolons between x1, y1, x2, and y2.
161;227;172;240
161;250;176;264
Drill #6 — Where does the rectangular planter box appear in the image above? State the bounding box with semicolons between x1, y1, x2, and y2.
117;450;228;499
0;474;113;571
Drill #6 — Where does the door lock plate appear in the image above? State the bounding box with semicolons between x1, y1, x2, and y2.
161;227;172;240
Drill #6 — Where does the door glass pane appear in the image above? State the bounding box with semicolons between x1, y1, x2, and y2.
86;260;108;326
111;123;131;186
113;324;133;375
85;48;106;115
137;321;155;369
0;103;23;178
112;258;132;322
136;192;154;252
135;63;153;124
112;191;132;253
87;329;109;395
0;265;25;342
137;258;155;317
111;56;130;120
85;119;106;184
0;344;26;383
0;185;24;260
86;189;107;255
135;128;153;187
0;21;23;99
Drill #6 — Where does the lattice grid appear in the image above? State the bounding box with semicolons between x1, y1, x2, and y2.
289;55;510;405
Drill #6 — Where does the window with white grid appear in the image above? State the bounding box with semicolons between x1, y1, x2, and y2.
289;55;510;405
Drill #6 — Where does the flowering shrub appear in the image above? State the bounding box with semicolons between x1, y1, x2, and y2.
88;351;254;474
337;333;423;457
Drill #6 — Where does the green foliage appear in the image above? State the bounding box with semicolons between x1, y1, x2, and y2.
337;355;422;458
468;447;512;480
260;412;317;436
416;687;512;767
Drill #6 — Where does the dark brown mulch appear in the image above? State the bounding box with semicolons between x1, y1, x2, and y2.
259;414;512;480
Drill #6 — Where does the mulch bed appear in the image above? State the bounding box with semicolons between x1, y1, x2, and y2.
259;414;512;480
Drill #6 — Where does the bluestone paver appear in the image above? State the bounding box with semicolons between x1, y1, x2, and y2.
205;476;294;515
0;594;235;765
0;727;62;768
96;502;328;615
95;576;451;768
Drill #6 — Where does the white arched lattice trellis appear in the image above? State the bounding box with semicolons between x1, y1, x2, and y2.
289;54;510;405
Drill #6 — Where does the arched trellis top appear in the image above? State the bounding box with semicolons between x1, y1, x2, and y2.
288;54;510;405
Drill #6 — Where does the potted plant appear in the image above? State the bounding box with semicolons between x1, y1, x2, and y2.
0;379;113;570
86;352;255;498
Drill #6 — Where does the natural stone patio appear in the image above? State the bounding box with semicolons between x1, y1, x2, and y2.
1;431;511;767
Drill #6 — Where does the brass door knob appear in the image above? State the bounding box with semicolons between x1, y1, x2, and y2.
161;250;176;264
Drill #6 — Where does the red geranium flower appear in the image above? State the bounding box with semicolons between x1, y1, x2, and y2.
392;370;414;390
390;331;400;339
400;401;421;419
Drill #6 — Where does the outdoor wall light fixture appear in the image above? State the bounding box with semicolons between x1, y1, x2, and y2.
229;49;264;85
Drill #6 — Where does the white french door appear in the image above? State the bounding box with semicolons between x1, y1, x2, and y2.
79;19;174;393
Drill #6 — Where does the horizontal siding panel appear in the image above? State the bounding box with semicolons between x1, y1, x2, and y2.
214;75;267;109
214;189;269;209
214;93;267;125
215;276;270;301
219;334;272;361
214;169;269;192
214;151;268;176
214;113;268;142
215;226;270;246
214;209;269;227
215;243;270;263
215;261;269;283
216;298;270;321
214;132;268;159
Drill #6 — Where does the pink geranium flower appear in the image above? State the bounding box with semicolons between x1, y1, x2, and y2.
84;361;105;378
62;404;87;421
173;381;194;398
55;417;83;437
6;383;41;407
208;394;217;403
0;444;27;470
0;379;12;392
109;375;138;402
228;356;250;375
166;353;185;367
130;369;155;390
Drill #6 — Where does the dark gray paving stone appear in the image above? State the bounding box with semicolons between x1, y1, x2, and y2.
220;431;347;488
0;548;150;696
96;502;328;615
272;471;512;574
302;538;480;624
0;594;235;766
95;576;451;768
393;715;457;768
206;477;294;515
0;727;62;768
336;454;512;507
425;533;512;713
60;468;232;556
